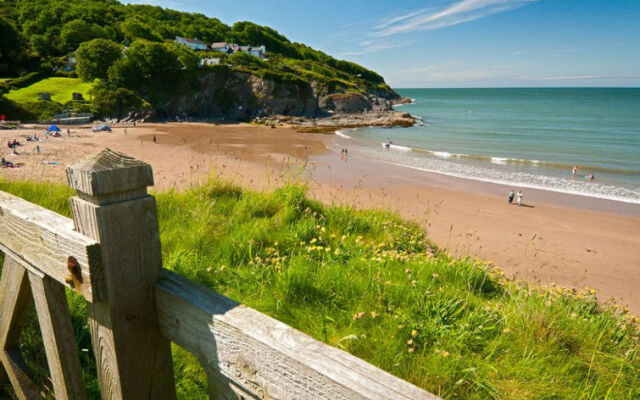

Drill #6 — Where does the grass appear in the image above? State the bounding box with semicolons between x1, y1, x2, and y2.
4;77;95;105
0;179;638;399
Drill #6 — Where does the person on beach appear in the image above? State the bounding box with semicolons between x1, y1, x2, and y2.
517;190;523;206
153;134;157;144
572;166;578;179
35;144;40;154
508;189;515;203
588;173;594;182
124;128;128;135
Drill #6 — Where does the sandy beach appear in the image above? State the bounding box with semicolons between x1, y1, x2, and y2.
2;122;639;312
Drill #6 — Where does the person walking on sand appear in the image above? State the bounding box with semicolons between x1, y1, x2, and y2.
153;134;157;144
35;144;40;154
572;166;578;179
508;189;515;204
517;190;523;206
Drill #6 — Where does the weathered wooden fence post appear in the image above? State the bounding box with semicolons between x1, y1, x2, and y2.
66;149;176;399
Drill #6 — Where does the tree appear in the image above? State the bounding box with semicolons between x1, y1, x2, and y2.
0;16;26;75
60;19;105;53
76;38;122;81
120;18;162;42
90;79;143;117
108;40;183;90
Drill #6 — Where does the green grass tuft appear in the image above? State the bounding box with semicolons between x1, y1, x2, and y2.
0;179;638;399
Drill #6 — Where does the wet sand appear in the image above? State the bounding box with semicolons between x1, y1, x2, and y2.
2;122;639;312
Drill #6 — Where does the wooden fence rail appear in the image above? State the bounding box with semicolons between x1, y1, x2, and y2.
0;149;440;400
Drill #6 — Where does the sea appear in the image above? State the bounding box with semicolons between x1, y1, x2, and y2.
334;88;640;204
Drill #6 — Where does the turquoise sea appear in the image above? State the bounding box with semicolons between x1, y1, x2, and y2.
335;88;640;203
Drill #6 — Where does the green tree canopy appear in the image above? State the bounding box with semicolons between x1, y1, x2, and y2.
120;18;162;43
76;38;122;81
60;19;109;53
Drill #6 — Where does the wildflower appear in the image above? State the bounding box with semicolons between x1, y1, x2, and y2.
545;300;552;307
353;312;365;320
341;235;347;240
432;273;439;279
408;347;415;353
334;248;341;256
370;312;379;318
310;238;317;244
325;247;331;253
503;328;512;334
219;265;226;271
321;227;326;233
570;312;578;319
411;329;418;337
406;339;413;345
441;350;450;358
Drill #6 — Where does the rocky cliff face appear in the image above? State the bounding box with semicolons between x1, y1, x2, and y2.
166;70;401;122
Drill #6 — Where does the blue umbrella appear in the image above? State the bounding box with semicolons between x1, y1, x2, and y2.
48;125;61;132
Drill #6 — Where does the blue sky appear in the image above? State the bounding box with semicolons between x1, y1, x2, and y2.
127;0;640;88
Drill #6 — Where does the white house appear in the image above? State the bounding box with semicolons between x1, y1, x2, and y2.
211;42;266;58
200;58;221;66
211;42;231;54
240;45;266;59
175;36;209;51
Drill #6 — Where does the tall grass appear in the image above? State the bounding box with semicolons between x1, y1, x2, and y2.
0;179;638;399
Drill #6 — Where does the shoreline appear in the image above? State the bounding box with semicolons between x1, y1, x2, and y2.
1;122;639;313
316;147;640;216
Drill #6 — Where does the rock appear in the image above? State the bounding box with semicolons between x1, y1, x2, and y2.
392;97;413;105
318;93;371;114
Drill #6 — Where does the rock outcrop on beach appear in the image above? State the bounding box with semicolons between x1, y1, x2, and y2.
168;69;412;127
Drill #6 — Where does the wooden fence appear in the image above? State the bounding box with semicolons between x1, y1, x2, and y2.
0;149;440;400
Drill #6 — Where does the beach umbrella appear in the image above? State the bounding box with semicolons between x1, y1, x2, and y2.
48;125;61;132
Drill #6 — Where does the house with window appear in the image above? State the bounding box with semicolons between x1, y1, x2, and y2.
200;57;221;66
211;42;267;58
238;45;267;58
211;42;232;54
175;36;209;51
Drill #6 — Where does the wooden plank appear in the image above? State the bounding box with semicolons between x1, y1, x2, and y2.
68;149;176;400
28;273;87;400
207;372;260;400
0;257;32;350
155;270;440;400
0;350;41;400
0;190;104;302
0;257;39;400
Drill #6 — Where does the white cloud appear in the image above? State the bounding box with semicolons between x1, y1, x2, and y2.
373;0;539;37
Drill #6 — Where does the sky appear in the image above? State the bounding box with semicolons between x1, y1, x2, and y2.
126;0;640;88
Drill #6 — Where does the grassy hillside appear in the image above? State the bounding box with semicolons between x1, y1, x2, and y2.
0;179;638;399
5;77;94;104
0;0;398;120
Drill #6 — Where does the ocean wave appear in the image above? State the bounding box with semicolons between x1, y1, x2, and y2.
354;146;640;204
434;151;454;159
382;143;412;152
491;157;508;165
334;130;352;139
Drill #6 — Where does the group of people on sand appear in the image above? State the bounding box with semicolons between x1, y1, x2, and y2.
508;189;524;206
572;166;594;182
340;148;348;161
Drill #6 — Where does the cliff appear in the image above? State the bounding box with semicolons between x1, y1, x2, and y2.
165;69;410;126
